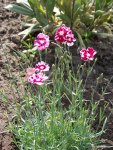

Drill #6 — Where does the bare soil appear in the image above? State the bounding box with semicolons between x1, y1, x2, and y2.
0;0;22;149
0;0;113;150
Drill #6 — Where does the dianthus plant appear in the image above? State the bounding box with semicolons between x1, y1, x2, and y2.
26;24;97;86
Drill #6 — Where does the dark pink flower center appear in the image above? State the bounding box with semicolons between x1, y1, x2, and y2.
36;65;46;70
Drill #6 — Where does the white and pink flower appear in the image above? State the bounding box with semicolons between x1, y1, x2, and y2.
26;68;36;78
55;24;76;46
55;24;68;44
26;61;50;85
66;31;76;46
80;47;97;61
28;73;48;85
35;61;50;72
34;33;50;51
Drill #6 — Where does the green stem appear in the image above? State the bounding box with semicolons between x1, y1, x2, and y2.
71;0;76;29
39;51;42;61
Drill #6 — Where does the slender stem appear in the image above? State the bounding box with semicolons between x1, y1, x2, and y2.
71;0;75;29
39;51;42;61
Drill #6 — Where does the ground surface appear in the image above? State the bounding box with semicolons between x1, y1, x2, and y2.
0;0;113;149
0;0;22;149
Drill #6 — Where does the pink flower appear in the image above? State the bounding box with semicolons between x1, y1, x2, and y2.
55;24;68;44
66;32;76;46
26;61;50;85
86;47;97;60
35;61;50;72
28;73;48;85
26;68;36;78
55;24;76;46
80;47;97;61
34;33;50;51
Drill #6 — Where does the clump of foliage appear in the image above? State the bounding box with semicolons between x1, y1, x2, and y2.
10;50;105;150
7;25;106;149
5;0;113;46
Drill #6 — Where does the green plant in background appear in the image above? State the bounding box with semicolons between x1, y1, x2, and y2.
5;0;113;46
55;0;113;46
5;0;57;39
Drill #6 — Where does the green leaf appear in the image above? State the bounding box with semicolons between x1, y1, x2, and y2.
46;0;56;18
92;31;113;38
94;10;105;18
18;23;40;39
76;31;86;48
58;13;71;26
95;0;101;10
75;0;81;5
95;0;113;11
28;0;48;26
5;4;34;17
94;11;113;26
28;0;45;15
63;0;72;18
56;0;72;18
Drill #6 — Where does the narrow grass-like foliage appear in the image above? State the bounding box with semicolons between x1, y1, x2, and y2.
5;47;106;150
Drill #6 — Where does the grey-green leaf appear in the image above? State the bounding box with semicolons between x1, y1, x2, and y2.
5;4;34;17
